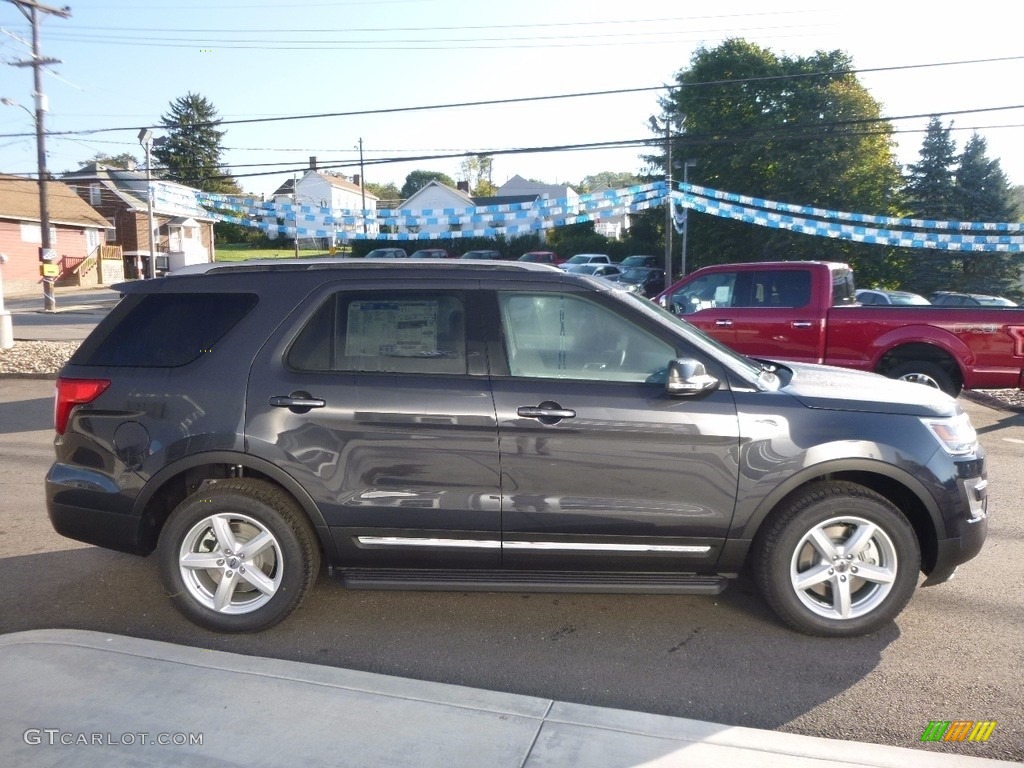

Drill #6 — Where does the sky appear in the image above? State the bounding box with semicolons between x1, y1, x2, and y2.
2;0;1023;204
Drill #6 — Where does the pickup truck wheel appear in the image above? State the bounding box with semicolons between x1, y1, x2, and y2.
887;361;959;397
158;479;320;633
753;481;920;637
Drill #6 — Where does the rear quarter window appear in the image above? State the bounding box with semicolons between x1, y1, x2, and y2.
71;293;258;367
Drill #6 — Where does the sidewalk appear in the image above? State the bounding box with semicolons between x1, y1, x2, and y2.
0;630;1012;768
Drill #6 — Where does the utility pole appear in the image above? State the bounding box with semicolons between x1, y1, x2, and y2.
9;0;72;312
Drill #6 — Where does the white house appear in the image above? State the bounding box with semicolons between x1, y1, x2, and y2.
390;181;476;237
273;159;379;243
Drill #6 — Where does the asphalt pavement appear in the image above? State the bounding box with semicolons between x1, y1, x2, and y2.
1;285;1020;767
1;284;121;342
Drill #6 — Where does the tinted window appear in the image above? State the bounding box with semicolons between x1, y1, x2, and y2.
665;272;737;314
288;292;467;374
499;292;674;383
72;293;257;367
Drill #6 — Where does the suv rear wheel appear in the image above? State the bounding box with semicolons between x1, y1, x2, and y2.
753;481;920;637
158;479;320;632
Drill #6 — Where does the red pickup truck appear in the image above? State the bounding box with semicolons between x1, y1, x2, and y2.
655;261;1024;397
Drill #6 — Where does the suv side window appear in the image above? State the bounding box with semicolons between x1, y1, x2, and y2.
287;291;467;374
71;292;258;367
498;292;674;383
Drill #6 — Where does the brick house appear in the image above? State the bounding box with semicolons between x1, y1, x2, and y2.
62;163;216;276
0;174;110;296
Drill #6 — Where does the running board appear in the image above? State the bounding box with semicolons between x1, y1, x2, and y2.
337;569;728;595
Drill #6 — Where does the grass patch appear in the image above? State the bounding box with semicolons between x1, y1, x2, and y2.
214;243;352;262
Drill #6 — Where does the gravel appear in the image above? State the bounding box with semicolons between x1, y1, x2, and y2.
0;340;81;377
2;339;1023;411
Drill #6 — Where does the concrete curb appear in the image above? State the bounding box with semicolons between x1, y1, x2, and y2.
0;629;1013;768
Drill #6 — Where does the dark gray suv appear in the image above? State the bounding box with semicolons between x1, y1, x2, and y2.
47;261;988;636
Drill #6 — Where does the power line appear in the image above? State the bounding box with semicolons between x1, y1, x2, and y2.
3;54;1024;141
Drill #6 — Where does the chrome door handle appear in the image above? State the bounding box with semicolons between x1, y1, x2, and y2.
269;392;326;413
714;319;733;327
791;321;813;328
517;402;576;425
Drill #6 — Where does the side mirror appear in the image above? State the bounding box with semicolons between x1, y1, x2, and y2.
666;359;720;396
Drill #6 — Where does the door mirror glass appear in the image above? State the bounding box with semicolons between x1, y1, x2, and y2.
666;359;720;396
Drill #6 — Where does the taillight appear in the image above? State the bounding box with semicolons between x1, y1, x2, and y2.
55;377;111;435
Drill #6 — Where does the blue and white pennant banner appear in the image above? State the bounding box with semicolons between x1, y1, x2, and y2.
196;182;1024;250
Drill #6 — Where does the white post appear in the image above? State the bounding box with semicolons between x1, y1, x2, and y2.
0;253;13;349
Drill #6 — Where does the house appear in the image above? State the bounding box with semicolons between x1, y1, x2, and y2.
0;174;111;295
62;163;216;277
387;180;477;237
272;158;380;244
585;184;630;240
496;174;578;206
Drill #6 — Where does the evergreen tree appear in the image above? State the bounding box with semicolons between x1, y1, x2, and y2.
903;117;958;220
152;92;238;193
953;133;1022;296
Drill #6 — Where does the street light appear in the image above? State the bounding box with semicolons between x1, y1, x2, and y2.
650;115;674;292
680;159;697;278
138;129;158;279
356;138;367;235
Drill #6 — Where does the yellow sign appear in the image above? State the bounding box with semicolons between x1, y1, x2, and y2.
40;263;60;277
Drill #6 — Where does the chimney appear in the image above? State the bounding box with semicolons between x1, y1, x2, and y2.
352;174;361;187
309;156;317;171
457;180;469;192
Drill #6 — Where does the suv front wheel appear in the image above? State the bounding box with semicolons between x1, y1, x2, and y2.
753;481;920;637
158;479;321;632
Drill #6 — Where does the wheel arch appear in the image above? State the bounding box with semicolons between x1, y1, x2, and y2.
871;334;968;392
132;451;333;558
726;459;945;576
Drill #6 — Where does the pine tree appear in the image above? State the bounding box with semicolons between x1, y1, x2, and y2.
953;133;1023;295
901;118;961;293
152;92;237;193
904;117;958;220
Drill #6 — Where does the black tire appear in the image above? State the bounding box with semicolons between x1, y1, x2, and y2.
752;481;920;637
158;479;320;633
887;360;960;397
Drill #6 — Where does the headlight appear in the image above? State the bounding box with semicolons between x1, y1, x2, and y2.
921;412;978;455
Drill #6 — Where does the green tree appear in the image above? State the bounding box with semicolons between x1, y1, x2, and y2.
78;151;139;170
400;170;456;198
364;180;401;200
577;171;640;193
152;92;238;193
654;39;903;281
459;155;497;196
904;117;959;220
952;133;1022;296
894;126;1023;298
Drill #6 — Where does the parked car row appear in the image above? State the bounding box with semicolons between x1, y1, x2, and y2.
855;288;1018;307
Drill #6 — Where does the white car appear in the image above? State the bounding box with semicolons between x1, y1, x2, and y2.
560;254;610;270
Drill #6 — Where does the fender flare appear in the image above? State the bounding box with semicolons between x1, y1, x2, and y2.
867;324;972;374
134;450;334;554
732;456;947;549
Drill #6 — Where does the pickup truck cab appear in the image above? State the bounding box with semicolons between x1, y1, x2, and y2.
656;261;1024;397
